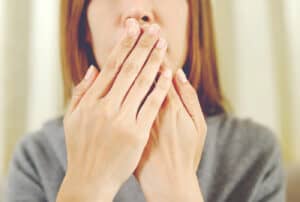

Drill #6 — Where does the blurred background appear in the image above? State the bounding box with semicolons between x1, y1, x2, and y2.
0;0;299;201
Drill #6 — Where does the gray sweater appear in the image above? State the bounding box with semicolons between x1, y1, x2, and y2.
5;113;286;202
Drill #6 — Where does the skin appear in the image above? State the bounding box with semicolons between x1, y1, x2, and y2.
57;0;207;202
86;0;189;71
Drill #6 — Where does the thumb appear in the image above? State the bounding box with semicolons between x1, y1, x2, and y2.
66;65;99;116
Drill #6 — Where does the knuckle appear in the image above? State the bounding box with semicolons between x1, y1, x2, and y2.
185;92;194;103
123;60;139;75
167;97;179;111
156;78;170;92
72;84;85;97
149;50;162;62
105;55;117;71
121;36;135;49
138;37;154;49
136;74;152;88
148;96;161;109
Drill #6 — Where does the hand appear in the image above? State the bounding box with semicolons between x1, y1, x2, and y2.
134;58;207;202
56;19;172;202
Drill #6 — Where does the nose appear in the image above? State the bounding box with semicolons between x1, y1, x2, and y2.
121;4;155;26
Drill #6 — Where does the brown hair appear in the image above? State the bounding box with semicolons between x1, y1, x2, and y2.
60;0;227;116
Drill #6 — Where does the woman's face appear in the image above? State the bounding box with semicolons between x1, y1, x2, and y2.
86;0;189;71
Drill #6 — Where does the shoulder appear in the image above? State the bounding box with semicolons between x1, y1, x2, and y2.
202;113;286;201
6;116;66;201
6;117;65;201
206;113;282;158
11;116;65;167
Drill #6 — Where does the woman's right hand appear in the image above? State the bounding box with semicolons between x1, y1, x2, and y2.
56;18;171;202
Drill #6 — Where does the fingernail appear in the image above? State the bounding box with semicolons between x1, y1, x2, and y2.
126;18;139;36
148;24;160;36
157;37;167;50
176;69;187;83
162;68;172;79
84;65;95;80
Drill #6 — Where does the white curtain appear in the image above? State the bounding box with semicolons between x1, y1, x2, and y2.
1;0;299;193
0;0;5;190
214;0;300;163
0;0;63;179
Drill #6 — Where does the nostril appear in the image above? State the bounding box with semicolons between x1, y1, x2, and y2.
141;15;150;22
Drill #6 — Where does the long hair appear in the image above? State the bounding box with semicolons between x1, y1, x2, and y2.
60;0;227;116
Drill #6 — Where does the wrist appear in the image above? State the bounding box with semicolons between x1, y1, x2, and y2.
56;172;117;202
140;173;204;202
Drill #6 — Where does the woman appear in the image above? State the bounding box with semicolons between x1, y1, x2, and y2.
6;0;286;201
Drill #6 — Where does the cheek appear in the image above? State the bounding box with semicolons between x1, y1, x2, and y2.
87;5;123;68
162;4;189;68
91;32;116;68
93;28;126;69
88;22;124;68
166;22;189;69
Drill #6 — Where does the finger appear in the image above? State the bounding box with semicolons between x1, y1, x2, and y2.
121;37;168;118
106;23;161;108
137;68;172;131
160;58;182;107
173;68;205;131
87;18;141;100
167;83;183;107
66;65;99;116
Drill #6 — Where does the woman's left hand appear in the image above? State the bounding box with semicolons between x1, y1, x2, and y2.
134;58;207;202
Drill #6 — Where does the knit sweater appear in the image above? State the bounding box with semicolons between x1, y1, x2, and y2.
5;113;286;201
